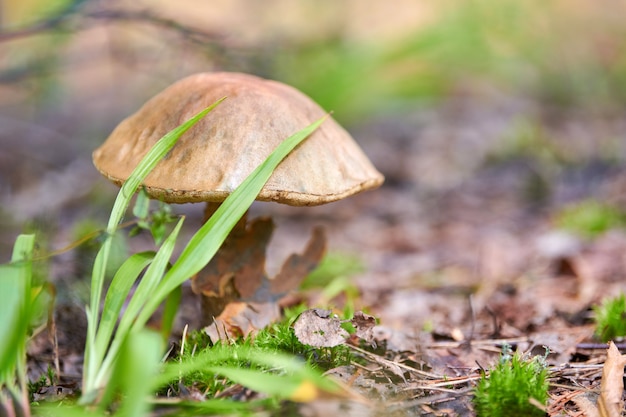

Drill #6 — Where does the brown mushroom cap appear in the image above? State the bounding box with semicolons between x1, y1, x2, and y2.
92;72;384;206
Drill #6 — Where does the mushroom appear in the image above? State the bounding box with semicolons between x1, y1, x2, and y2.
93;72;384;322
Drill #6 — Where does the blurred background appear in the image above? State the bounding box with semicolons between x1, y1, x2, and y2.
2;0;626;328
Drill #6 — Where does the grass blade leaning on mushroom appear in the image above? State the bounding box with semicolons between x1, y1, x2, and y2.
83;99;329;403
92;72;384;332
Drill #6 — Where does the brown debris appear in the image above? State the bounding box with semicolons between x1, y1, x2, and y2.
293;309;349;348
598;342;626;417
293;309;377;348
351;311;377;342
193;217;326;340
193;217;275;310
271;226;326;295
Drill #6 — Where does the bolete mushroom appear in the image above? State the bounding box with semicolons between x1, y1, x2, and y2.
93;72;383;324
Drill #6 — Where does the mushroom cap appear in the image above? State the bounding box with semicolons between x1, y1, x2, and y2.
92;72;384;206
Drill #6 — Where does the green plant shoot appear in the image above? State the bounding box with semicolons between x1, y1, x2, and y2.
0;234;38;416
81;95;327;404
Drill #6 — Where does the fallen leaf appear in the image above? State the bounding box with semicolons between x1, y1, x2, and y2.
271;226;326;295
571;391;600;417
293;309;349;348
193;216;326;339
598;341;626;417
204;301;281;342
192;217;275;307
293;309;380;348
198;272;239;324
351;311;376;345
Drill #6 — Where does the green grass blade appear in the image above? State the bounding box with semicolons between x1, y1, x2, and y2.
160;283;182;342
136;116;327;327
154;344;238;388
92;251;155;369
90;98;225;326
155;345;338;400
232;349;338;393
0;234;35;413
0;235;35;378
152;398;257;414
206;366;309;398
94;218;184;389
83;98;224;396
120;218;184;323
33;403;105;417
84;106;324;401
106;331;163;417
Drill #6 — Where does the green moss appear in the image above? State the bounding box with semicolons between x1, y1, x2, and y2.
594;293;626;342
555;199;626;238
254;306;353;371
176;306;354;398
473;347;549;417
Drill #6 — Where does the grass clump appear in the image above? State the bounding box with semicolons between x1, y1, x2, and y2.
555;199;626;238
254;306;354;371
2;102;330;416
594;293;626;342
177;306;354;399
473;346;549;417
163;340;340;411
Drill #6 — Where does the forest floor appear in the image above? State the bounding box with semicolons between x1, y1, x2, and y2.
4;93;626;416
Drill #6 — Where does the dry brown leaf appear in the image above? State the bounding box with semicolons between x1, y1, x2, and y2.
204;301;281;342
351;311;376;344
192;216;326;332
271;226;326;295
293;309;349;347
293;309;380;348
598;341;626;417
571;391;600;417
193;217;275;304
